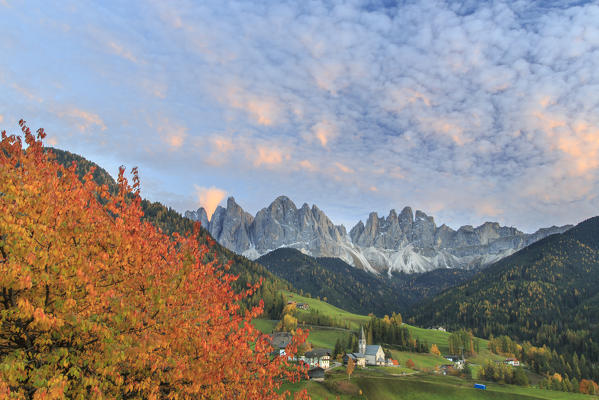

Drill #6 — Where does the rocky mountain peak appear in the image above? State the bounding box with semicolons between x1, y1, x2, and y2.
184;207;209;228
185;196;572;275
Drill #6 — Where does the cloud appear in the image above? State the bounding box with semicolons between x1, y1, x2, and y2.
152;118;188;150
307;120;338;148
194;185;226;220
252;146;287;167
107;40;138;64
12;83;43;103
5;0;599;231
334;162;353;174
298;159;317;172
56;107;106;133
212;136;234;153
140;78;167;99
221;85;283;126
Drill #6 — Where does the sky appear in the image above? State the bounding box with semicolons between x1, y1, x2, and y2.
1;0;599;233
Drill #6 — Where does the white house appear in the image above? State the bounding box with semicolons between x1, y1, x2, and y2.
504;358;520;367
304;349;331;369
444;355;465;370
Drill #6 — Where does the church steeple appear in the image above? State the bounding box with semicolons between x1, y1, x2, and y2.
359;326;366;354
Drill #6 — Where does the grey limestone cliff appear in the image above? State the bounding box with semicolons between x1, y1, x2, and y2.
185;196;572;275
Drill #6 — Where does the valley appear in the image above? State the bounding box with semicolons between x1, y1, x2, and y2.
253;293;598;399
6;2;599;398
37;148;599;398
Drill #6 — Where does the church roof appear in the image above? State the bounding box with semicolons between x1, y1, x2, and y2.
364;345;383;356
346;352;365;359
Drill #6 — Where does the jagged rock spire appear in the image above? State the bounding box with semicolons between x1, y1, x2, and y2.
184;196;572;274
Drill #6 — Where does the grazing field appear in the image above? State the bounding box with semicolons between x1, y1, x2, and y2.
252;319;350;349
389;350;449;370
283;291;494;357
302;325;351;349
252;318;278;333
283;290;370;330
264;295;597;399
356;375;596;400
284;371;598;400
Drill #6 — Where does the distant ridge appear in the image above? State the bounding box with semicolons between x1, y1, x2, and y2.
409;216;599;372
256;247;476;315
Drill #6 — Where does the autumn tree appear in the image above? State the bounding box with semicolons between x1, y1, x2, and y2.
430;344;441;356
346;357;355;380
391;312;402;325
406;359;416;369
0;121;308;399
277;314;299;333
580;379;599;395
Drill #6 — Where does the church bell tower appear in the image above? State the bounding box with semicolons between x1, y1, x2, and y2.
359;326;366;354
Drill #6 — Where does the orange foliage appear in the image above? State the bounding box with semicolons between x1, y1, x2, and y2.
430;344;441;356
580;379;599;395
346;357;355;380
0;121;309;399
406;359;416;369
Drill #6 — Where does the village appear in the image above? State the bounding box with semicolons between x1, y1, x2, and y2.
258;294;530;397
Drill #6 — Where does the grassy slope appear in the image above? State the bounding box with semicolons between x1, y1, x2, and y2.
357;374;597;400
252;317;349;350
267;293;595;399
255;291;504;382
284;291;370;330
282;291;495;356
284;372;598;400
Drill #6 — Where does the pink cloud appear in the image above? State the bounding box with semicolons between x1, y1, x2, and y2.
194;185;227;220
310;120;338;148
253;146;286;166
56;107;106;133
334;162;354;174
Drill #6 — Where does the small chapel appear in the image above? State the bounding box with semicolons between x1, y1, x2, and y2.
344;326;386;367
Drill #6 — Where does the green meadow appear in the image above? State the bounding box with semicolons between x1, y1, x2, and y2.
283;370;598;400
259;294;598;399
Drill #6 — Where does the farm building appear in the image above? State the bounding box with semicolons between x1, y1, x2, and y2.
304;348;331;369
504;358;520;366
308;366;325;381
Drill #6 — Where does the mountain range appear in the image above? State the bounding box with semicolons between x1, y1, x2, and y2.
185;196;571;274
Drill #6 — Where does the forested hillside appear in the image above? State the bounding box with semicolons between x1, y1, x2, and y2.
48;147;289;318
257;248;475;316
410;217;599;380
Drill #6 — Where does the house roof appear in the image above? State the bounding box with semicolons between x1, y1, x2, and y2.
305;348;331;358
269;332;292;349
308;367;325;378
392;359;399;365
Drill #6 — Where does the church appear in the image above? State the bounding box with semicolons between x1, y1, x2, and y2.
344;326;386;367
